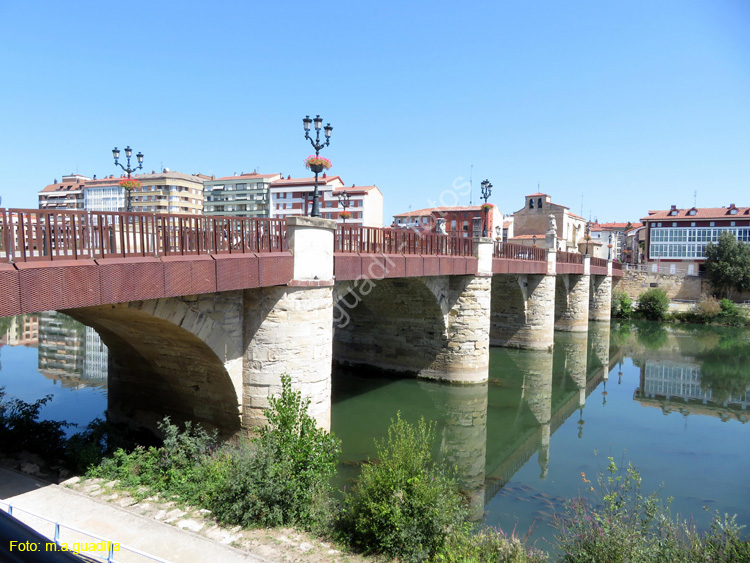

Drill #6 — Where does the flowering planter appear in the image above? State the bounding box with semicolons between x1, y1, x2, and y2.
308;163;325;174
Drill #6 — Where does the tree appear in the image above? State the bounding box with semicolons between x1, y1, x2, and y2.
704;232;750;299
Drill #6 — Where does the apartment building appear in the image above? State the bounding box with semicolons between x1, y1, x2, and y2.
38;174;88;210
269;174;384;227
392;205;502;238
642;204;750;274
203;172;281;218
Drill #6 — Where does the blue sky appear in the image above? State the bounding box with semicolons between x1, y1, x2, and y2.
1;0;748;225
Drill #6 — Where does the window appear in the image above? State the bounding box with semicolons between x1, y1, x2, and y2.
451;220;457;230
538;198;542;208
710;222;715;227
422;217;428;225
529;199;534;209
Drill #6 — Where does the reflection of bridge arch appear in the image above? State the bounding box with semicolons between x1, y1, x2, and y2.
64;296;242;439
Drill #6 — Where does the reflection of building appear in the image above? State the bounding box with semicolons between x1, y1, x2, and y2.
635;361;750;422
1;315;39;347
84;326;108;381
37;312;108;384
38;312;84;376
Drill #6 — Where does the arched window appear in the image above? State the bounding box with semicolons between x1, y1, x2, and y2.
529;199;534;209
538;198;543;208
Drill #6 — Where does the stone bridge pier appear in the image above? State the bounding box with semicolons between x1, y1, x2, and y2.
554;257;591;331
590;261;613;322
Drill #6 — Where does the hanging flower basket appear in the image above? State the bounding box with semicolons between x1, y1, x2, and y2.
305;155;332;174
339;211;352;220
119;178;142;191
481;203;494;212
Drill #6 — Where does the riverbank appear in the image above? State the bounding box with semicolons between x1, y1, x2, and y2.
0;466;375;563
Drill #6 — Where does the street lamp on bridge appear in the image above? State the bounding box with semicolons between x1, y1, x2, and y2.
302;115;333;218
112;146;144;212
480;179;492;237
337;191;351;223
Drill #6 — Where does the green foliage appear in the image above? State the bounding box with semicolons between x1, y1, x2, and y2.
433;524;547;563
342;413;467;563
635;288;669;321
89;417;219;501
0;388;70;463
705;232;750;299
611;290;634;319
555;455;750;562
205;374;341;530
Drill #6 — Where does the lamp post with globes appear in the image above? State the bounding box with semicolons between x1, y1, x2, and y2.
302;115;333;218
337;191;351;224
112;146;144;212
480;179;493;237
585;223;591;256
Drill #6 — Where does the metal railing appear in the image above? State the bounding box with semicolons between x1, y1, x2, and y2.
0;208;286;262
335;225;474;256
612;261;624;271
1;501;173;563
591;257;607;268
493;241;546;261
556;250;585;264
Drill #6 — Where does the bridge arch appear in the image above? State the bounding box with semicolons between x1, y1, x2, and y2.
64;296;242;439
333;277;448;376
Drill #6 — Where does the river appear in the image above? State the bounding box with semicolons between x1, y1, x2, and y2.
1;313;749;551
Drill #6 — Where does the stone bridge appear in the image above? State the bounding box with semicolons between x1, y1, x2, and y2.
0;209;622;438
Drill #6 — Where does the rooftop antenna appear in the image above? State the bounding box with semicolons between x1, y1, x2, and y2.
694;190;697;207
469;164;474;205
580;193;584;218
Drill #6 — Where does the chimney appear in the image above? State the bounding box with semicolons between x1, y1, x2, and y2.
322;173;327;178
54;178;58;184
729;203;736;209
670;205;676;210
93;175;97;180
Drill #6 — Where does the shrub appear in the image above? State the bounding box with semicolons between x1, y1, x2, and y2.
555;455;750;562
0;389;70;463
342;413;466;563
635;288;669;321
205;374;340;530
434;523;547;563
695;294;722;319
611;290;634;319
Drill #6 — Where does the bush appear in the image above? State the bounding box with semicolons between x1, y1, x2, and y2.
205;374;340;530
434;524;547;563
695;294;722;318
611;290;634;319
635;288;670;321
342;413;466;562
555;456;750;562
0;389;70;463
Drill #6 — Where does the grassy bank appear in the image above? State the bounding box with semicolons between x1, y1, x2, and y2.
2;379;749;562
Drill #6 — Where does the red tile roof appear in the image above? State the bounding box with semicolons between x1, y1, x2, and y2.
641;206;750;221
332;185;378;194
526;192;549;197
271;175;344;187
211;173;281;182
393;206;487;218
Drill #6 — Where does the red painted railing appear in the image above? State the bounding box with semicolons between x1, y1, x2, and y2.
0;208;286;262
612;261;623;271
335;225;473;256
493;241;546;261
557;250;585;264
591;257;607;268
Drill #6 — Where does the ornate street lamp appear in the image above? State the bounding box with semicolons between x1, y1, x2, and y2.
302;114;333;218
480;179;492;237
585;223;591;256
112;146;144;212
337;191;351;224
532;234;537;247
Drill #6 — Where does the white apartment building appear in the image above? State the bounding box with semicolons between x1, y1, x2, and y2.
269;174;383;227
